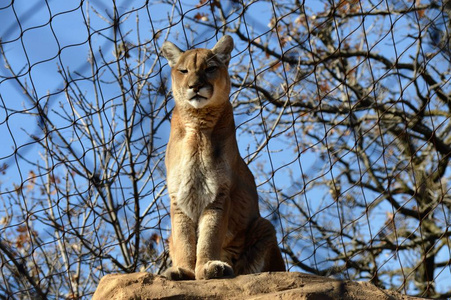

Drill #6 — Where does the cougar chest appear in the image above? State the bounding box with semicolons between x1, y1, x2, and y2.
170;129;229;222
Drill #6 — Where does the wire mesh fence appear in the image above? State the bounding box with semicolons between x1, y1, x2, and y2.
0;0;450;298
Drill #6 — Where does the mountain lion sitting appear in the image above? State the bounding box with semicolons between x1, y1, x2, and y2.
161;35;286;280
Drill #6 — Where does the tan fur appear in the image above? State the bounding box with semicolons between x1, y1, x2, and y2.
161;35;286;280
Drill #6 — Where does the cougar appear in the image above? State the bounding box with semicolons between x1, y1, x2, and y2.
161;35;285;280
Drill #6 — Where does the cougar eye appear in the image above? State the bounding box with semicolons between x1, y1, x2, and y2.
178;69;188;74
205;66;217;73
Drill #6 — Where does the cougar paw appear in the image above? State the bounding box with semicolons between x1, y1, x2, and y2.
163;266;195;281
197;260;234;280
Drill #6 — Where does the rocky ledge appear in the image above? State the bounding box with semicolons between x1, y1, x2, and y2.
92;271;422;300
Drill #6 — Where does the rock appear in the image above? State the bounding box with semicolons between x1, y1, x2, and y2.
92;272;422;300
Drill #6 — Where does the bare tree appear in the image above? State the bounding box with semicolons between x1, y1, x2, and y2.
212;0;450;297
0;2;170;298
0;0;450;298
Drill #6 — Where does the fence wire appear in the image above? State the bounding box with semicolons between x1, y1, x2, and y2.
0;0;450;298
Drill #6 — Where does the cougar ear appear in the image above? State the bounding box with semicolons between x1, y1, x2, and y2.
212;35;234;66
161;41;184;68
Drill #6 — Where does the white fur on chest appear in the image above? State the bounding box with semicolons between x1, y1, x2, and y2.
168;131;230;222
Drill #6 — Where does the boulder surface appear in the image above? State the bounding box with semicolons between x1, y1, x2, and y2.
92;271;422;299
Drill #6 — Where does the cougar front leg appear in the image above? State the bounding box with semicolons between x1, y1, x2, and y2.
164;206;197;280
195;199;234;280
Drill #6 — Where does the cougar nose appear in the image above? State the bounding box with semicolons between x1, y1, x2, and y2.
189;81;203;93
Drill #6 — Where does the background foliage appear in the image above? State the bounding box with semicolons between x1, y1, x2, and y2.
0;0;450;298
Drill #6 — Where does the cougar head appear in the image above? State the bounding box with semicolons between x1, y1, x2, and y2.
161;36;234;109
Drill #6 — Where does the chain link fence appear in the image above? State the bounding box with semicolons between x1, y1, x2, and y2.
0;0;450;298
